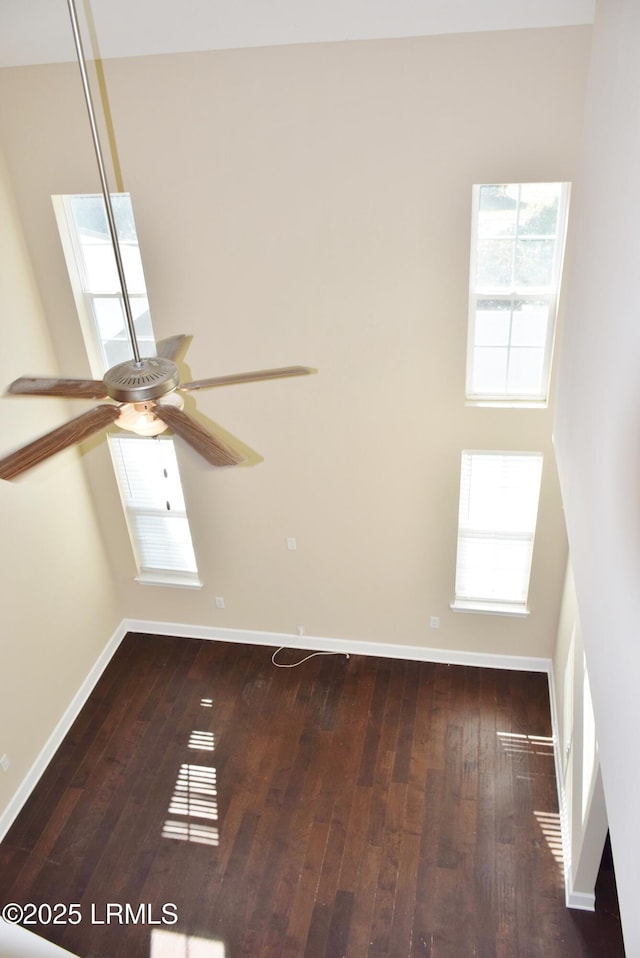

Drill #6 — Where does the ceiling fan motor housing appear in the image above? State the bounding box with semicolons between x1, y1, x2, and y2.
104;357;180;403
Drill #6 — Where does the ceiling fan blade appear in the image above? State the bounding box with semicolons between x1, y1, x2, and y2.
179;365;315;392
0;404;120;480
153;403;245;467
155;334;191;361
8;376;108;400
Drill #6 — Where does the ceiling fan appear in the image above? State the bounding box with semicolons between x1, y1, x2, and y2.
0;0;313;482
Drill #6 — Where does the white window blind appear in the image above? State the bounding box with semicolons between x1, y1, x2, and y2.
453;451;543;613
110;436;197;576
466;183;570;404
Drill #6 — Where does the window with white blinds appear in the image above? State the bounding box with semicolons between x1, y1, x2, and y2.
452;451;543;614
110;436;198;578
466;182;570;405
54;193;200;587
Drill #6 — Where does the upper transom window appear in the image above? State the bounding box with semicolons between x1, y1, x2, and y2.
466;182;570;405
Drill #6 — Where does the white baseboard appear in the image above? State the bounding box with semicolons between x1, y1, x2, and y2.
122;618;552;673
565;889;596;911
0;622;127;843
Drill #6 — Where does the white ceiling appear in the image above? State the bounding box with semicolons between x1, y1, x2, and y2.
0;0;595;67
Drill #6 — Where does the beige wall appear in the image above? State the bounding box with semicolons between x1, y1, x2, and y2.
0;148;121;823
0;28;591;659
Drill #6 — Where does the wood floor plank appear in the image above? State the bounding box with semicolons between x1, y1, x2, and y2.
324;888;354;957
279;819;331;958
427;664;452;772
411;766;445;954
336;783;372;892
302;901;331;958
387;824;420;955
0;638;626;958
356;666;391;787
368;779;406;956
346;842;383;956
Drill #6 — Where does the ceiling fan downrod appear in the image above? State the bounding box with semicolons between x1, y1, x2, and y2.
66;0;142;366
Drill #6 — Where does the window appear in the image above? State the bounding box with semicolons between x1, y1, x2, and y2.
452;451;543;615
466;182;570;405
110;436;198;582
54;193;200;587
63;194;157;369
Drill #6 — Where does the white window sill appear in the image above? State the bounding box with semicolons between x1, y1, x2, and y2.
135;571;203;590
464;399;548;409
450;600;530;617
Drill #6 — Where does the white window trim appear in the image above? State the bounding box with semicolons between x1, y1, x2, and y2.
53;193;201;589
450;600;531;617
135;571;203;589
466;182;570;407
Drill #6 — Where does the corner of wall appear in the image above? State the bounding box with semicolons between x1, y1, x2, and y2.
0;622;127;843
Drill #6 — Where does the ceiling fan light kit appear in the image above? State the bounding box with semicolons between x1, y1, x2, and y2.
0;0;314;480
115;395;185;438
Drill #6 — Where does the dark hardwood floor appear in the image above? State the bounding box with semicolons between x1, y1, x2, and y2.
0;633;625;957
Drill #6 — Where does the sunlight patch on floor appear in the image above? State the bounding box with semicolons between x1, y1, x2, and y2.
189;730;215;751
168;794;218;820
161;820;219;845
497;730;554;757
163;763;219;846
534;810;564;867
151;928;226;956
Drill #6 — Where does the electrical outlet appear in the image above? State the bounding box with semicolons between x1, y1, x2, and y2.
287;537;297;550
0;754;10;772
430;616;440;629
215;596;225;609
